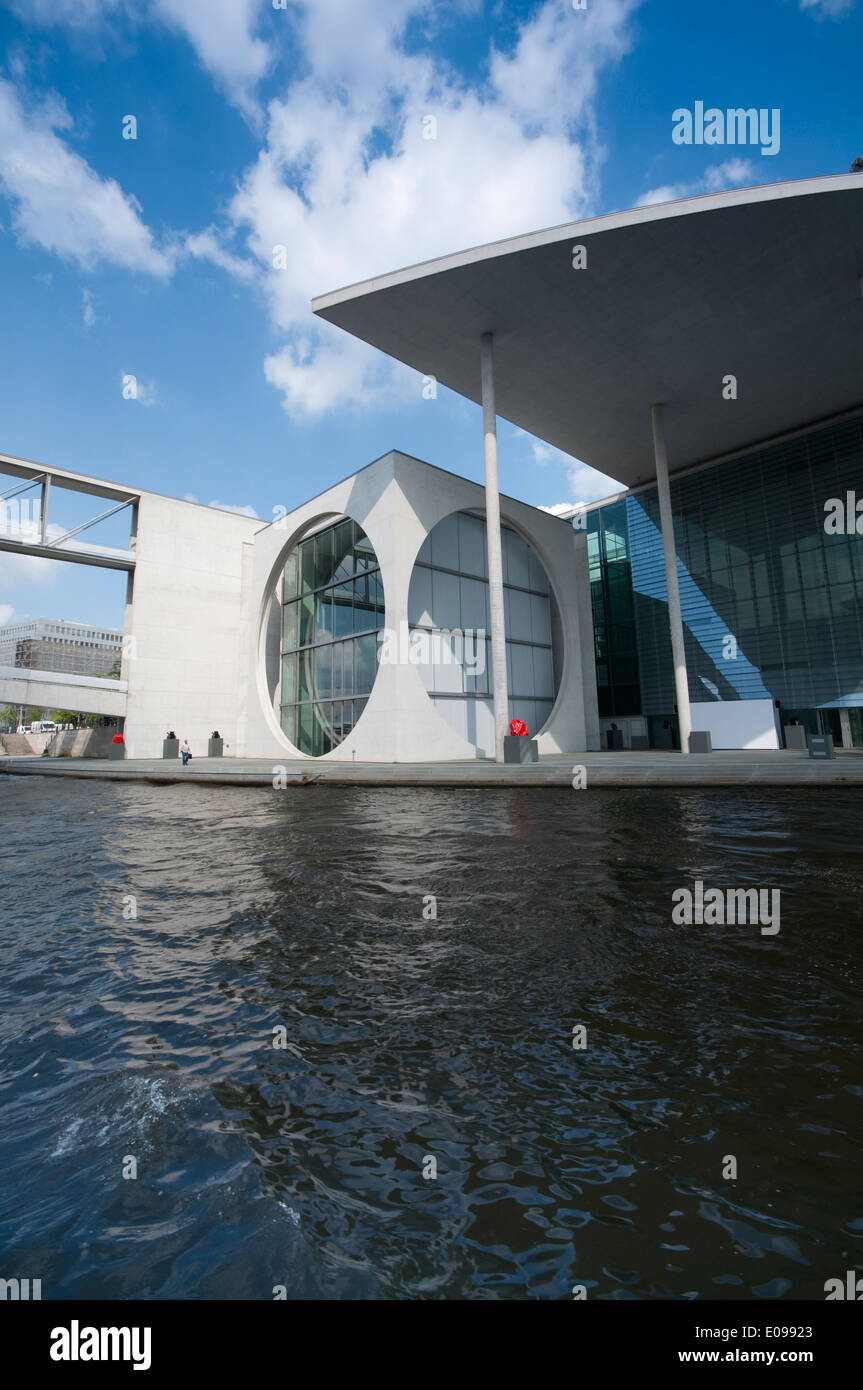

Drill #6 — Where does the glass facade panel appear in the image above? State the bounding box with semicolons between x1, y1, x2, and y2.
332;583;354;639
409;512;558;752
280;518;384;755
314;528;333;589
332;520;355;583
587;499;642;718
354;633;377;695
300;539;316;594
283;551;299;600
282;600;299;651
588;413;863;739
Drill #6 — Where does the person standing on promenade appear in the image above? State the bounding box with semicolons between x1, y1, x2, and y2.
181;739;192;766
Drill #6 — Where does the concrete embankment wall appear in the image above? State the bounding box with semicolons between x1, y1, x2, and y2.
0;729;116;758
0;732;54;755
48;728;115;758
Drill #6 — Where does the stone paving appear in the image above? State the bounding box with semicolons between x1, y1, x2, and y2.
2;748;862;788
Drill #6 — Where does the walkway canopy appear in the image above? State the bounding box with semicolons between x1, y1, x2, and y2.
313;175;863;486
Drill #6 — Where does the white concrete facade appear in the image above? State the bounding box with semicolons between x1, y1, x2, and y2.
122;492;259;757
2;451;600;761
238;450;600;762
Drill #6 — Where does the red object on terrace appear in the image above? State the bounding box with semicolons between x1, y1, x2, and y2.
112;733;124;744
509;719;529;737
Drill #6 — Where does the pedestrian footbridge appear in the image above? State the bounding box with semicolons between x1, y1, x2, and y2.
0;664;127;718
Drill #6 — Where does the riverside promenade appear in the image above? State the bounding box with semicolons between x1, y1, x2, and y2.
2;749;862;788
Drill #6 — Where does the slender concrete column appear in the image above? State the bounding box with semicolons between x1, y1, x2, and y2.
40;473;50;547
650;404;691;754
839;707;852;749
481;332;509;762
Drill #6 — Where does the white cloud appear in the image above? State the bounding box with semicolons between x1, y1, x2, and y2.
0;552;60;587
799;0;854;16
637;158;756;208
207;499;258;517
224;0;640;417
0;603;15;625
0;533;62;591
6;0;272;118
5;0;128;27
153;0;272;119
181;492;257;516
0;78;173;276
82;287;96;328
565;460;623;505
184;229;255;282
516;433;621;510
3;0;643;421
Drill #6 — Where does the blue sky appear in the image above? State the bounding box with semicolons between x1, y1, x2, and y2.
0;0;861;628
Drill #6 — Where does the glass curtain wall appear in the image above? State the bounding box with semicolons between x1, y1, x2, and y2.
409;511;558;752
586;500;641;717
590;413;863;743
280;519;384;755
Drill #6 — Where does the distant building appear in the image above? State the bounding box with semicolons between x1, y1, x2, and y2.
0;618;122;679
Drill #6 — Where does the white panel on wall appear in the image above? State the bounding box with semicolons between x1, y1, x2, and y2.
475;638;494;695
505;530;531;589
528;548;549;594
465;635;489;694
508;588;533;642
431;512;459;570
530;593;551;644
432;569;461;629
511;643;535;697
435;696;468;745
466;697;495;757
532;645;554;699
432;644;464;694
460;576;489;632
408;565;433;626
534;700;553;732
418;650;435;691
458;513;487;578
690;698;780;750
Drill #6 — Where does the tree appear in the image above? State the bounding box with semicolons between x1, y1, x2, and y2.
52;710;81;726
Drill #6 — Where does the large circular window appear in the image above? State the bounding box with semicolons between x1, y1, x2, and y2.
280;518;384;755
408;511;559;754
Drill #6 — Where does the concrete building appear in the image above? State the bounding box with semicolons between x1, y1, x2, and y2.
240;449;597;762
1;174;861;758
0;618;123;678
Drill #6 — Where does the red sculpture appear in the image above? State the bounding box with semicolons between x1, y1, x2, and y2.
509;718;529;737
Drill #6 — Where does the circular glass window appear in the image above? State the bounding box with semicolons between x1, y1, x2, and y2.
408;510;558;754
280;518;384;755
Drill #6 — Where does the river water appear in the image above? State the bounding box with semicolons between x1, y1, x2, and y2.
0;776;860;1300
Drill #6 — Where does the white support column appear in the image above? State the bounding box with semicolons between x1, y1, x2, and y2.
839;707;852;749
481;332;509;762
651;404;691;754
40;473;50;547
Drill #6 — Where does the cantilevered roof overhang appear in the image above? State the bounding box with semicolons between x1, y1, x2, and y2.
313;175;863;488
